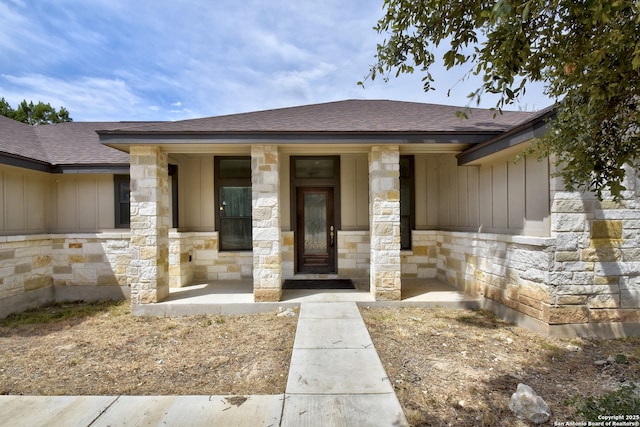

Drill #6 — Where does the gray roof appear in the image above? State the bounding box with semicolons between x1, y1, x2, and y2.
0;115;46;163
33;122;132;166
1;99;547;171
0;117;138;170
100;99;536;135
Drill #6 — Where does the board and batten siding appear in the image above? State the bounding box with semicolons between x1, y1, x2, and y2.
54;174;115;232
415;153;550;237
0;165;51;234
340;154;369;230
178;156;215;230
0;165;120;234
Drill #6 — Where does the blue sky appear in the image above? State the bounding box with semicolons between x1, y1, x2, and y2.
0;0;553;122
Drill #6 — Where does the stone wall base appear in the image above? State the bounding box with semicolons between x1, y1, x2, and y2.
253;288;282;302
481;297;640;338
53;285;129;303
373;289;401;301
0;286;55;319
0;285;129;319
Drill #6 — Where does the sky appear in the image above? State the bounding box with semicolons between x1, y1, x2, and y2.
0;0;553;122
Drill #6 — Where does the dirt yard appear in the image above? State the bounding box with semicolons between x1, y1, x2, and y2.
0;301;297;395
361;306;640;426
1;302;638;426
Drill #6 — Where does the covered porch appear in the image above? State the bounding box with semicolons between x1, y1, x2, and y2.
131;278;482;316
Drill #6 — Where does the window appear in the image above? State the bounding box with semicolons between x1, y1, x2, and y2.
114;175;130;228
400;156;414;250
215;157;252;250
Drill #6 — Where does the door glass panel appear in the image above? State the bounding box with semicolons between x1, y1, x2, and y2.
304;193;327;253
219;186;252;250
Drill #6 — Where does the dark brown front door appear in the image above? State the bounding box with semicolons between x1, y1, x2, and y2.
296;187;336;273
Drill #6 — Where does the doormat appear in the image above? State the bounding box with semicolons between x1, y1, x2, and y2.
283;279;355;290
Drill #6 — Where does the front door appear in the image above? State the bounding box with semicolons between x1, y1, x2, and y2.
296;187;336;273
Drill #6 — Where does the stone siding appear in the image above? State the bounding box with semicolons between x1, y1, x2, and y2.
0;235;53;300
401;231;438;279
337;230;370;286
52;233;131;288
434;232;554;323
547;170;640;330
129;146;170;304
282;231;294;280
251;145;282;301
369;146;401;300
0;233;131;318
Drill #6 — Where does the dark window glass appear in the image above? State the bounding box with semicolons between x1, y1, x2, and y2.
400;156;414;250
219;158;251;179
215;157;252;251
114;175;130;228
294;158;335;179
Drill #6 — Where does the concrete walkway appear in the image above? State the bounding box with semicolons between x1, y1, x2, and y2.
282;302;408;426
0;302;408;427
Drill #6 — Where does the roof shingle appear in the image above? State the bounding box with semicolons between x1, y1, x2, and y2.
100;99;537;135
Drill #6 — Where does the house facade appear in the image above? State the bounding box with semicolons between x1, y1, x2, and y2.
1;100;639;337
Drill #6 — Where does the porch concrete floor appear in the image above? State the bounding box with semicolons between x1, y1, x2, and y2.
132;278;482;316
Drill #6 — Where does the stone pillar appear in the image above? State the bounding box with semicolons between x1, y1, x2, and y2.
369;145;401;300
251;145;282;302
129;145;170;304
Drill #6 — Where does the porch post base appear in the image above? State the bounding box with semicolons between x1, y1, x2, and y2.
254;289;282;302
374;289;401;301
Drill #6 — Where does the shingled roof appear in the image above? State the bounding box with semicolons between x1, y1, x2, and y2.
99;99;536;135
0;117;141;171
1;99;545;172
32;122;133;166
0;115;46;163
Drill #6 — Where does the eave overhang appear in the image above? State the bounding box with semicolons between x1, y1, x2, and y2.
98;130;505;153
0;153;129;174
457;107;556;165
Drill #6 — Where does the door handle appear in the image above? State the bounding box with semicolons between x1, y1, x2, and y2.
330;225;334;247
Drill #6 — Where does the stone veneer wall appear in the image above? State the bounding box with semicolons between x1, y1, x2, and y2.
432;178;640;337
281;231;294;280
546;171;640;336
338;230;370;286
0;233;130;318
0;235;53;303
251;145;282;301
52;233;131;288
129;146;170;304
168;231;194;287
401;231;438;279
369;146;402;300
435;231;555;326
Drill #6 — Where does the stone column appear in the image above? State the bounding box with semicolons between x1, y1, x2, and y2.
129;145;170;304
369;145;401;300
251;145;282;302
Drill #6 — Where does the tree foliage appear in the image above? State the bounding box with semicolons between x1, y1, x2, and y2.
366;0;640;199
0;97;72;125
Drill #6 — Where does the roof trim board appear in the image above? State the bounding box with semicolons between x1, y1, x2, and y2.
457;107;555;165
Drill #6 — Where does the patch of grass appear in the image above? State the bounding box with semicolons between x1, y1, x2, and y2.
454;310;501;328
539;341;565;360
361;307;397;323
0;301;125;326
566;383;640;421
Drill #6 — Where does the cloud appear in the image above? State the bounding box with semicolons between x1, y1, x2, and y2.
0;0;553;123
0;74;149;121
